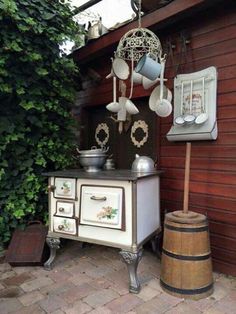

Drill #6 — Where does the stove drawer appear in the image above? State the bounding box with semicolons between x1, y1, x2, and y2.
56;201;74;217
53;216;77;235
80;185;124;230
54;178;76;199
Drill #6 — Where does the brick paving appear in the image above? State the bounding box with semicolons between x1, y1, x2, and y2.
0;241;236;314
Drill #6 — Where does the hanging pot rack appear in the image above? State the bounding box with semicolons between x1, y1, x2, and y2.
115;0;163;63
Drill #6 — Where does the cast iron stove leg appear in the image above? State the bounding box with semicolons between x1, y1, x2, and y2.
44;237;60;270
120;249;143;293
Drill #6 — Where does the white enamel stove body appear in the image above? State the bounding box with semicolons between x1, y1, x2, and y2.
45;172;161;293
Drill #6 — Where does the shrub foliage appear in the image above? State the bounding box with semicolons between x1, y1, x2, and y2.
0;0;81;247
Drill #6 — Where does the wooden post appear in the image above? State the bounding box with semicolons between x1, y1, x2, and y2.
183;142;191;214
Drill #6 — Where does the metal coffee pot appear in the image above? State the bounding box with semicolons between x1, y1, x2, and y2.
131;154;156;173
87;18;108;40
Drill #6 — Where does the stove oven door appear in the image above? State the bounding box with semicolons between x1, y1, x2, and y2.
79;185;125;230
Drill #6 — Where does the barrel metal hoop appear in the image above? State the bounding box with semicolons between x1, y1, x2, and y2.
162;249;211;261
164;223;208;233
160;279;213;295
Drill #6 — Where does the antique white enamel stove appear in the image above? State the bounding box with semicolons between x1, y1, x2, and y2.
44;169;161;293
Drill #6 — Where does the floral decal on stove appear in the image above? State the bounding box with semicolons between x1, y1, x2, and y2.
97;206;118;220
62;181;71;194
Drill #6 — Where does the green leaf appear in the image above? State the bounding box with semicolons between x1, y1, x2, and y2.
42;12;56;20
0;0;81;246
36;67;48;76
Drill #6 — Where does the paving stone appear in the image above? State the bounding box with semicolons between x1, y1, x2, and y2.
0;286;23;298
38;295;68;313
203;307;225;314
64;300;92;314
164;301;202;314
20;276;54;292
48;269;72;282
134;292;181;314
11;303;45;314
0;263;12;273
13;266;37;274
85;264;114;279
18;290;44;306
227;289;236;300
105;293;143;313
30;268;51;278
51;310;66;314
40;281;76;296
101;248;120;260
89;278;113;290
136;285;161;301
1;245;236;314
207;296;236;314
0;270;16;280
3;273;33;286
211;281;231;301
146;278;164;293
216;274;234;289
105;259;125;271
89;256;112;267
60;282;97;303
83;288;119;308
156;291;183;306
0;298;23;314
104;269;129;289
89;306;112;314
139;273;156;286
56;258;78;270
66;260;94;275
185;295;217;312
108;282;129;296
69;272;93;286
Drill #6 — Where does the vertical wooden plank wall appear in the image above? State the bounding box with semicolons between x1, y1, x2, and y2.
160;6;236;275
75;3;236;275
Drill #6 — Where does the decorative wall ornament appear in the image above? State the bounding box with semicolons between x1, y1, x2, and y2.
95;123;110;147
167;66;217;141
130;120;149;148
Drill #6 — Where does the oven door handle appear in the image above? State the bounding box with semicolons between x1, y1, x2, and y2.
90;195;107;201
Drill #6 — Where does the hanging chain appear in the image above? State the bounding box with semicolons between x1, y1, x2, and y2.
138;0;141;28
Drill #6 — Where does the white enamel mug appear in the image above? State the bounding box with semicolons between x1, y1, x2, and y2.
131;72;143;85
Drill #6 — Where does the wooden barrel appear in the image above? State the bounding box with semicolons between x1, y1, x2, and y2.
160;211;213;300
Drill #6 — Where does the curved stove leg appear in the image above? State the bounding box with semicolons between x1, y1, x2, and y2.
120;249;143;293
44;237;60;270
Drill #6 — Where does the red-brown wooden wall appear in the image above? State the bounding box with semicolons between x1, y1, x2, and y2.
74;1;236;276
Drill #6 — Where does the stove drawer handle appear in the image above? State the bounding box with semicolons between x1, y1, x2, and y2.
90;196;107;201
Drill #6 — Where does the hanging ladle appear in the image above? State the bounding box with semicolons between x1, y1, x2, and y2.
183;80;196;124
155;56;172;118
195;77;208;124
175;81;186;125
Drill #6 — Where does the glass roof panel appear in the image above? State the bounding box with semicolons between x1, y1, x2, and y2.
71;0;135;29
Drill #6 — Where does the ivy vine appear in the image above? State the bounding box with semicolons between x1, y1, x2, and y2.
0;0;82;249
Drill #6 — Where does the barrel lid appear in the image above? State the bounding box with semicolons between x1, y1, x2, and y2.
165;211;207;224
